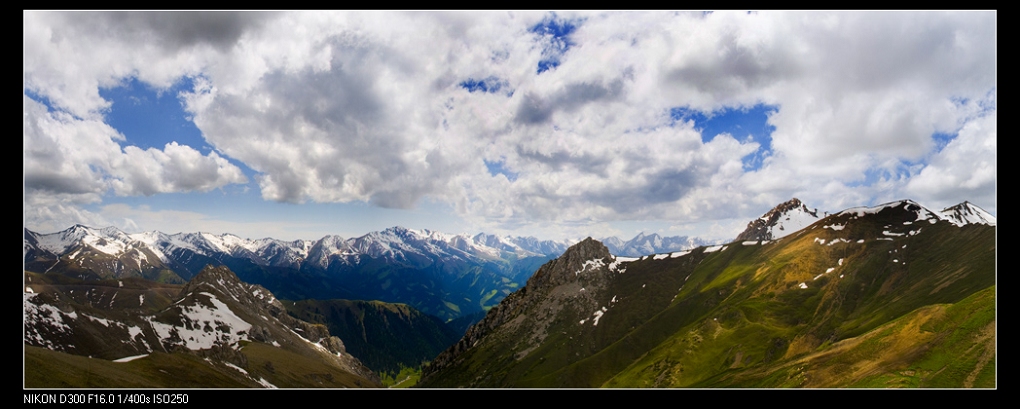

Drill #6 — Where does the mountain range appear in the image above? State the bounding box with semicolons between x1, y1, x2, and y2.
24;226;574;282
24;226;577;322
22;223;742;322
24;198;995;388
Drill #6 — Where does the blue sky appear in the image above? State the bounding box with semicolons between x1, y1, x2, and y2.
24;11;996;242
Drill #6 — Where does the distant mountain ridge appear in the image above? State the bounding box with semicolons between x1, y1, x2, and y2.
600;232;716;257
20;222;792;278
25;225;573;275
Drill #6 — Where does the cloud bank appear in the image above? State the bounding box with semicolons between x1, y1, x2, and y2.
24;11;996;236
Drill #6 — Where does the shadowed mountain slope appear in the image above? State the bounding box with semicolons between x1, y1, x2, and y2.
283;298;460;374
24;265;380;388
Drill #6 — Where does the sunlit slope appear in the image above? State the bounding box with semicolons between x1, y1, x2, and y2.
419;201;994;388
693;285;996;388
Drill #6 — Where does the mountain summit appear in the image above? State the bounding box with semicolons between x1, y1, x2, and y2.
735;198;822;242
940;201;996;226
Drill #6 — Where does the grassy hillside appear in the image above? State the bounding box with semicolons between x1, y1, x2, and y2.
419;205;994;388
26;345;257;388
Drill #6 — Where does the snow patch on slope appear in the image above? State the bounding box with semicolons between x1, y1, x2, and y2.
575;258;607;276
24;293;77;350
772;208;821;240
114;354;149;363
148;292;251;351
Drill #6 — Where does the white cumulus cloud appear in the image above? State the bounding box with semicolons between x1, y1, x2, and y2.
23;95;248;201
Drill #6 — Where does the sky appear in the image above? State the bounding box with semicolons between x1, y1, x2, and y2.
23;11;996;242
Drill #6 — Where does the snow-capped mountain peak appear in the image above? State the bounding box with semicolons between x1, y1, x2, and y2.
30;224;136;256
940;201;996;226
736;198;822;242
